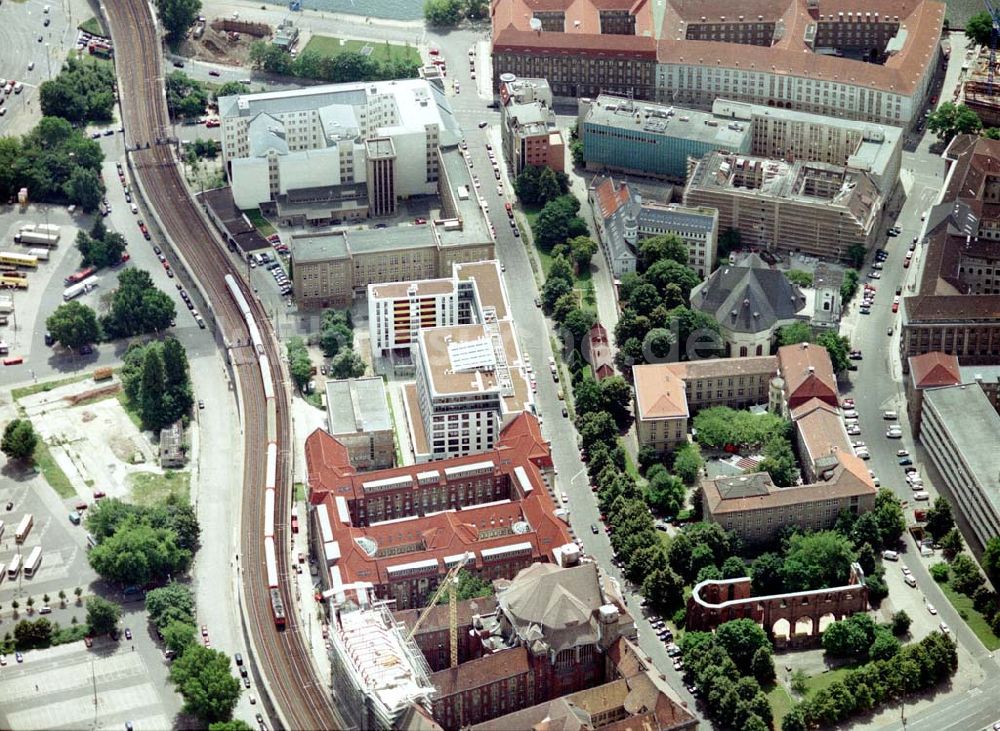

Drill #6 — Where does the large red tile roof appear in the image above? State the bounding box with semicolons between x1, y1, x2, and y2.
777;342;838;408
909;351;961;389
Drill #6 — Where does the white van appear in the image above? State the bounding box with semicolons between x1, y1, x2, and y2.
883;410;898;420
913;491;930;501
882;550;899;561
904;574;917;587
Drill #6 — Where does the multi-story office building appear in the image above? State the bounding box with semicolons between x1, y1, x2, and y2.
578;96;751;180
920;384;1000;555
492;0;942;126
498;77;564;176
579;95;903;194
901;136;1000;368
324;377;395;471
684;151;882;263
218;79;463;222
289;148;494;308
588;176;718;278
305;412;569;609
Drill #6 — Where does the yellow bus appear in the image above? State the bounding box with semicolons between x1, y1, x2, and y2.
0;276;27;289
0;252;38;269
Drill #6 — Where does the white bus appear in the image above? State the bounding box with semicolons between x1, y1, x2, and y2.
14;513;33;543
7;553;21;579
23;546;42;577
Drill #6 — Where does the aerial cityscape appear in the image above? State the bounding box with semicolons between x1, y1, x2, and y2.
2;0;1000;729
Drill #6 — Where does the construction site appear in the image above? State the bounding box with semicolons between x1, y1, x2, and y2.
962;41;1000;127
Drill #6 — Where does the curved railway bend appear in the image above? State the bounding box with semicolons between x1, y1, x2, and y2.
101;2;340;728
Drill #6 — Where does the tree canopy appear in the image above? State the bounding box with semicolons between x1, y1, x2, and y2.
639;234;688;269
532;195;587;250
102;269;176;339
76;218;128;269
86;595;121;636
0;117;106;210
693;407;789;450
119;339;193;431
166;71;210;119
330;349;367;379
966;11;994;47
39;57;116;124
927;102;983;141
155;0;202;49
515;165;569;206
170;644;242;723
45;301;101;350
781;531;857;592
1;419;39;462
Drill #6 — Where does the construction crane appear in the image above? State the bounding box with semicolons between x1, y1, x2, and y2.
986;0;1000;95
407;552;472;668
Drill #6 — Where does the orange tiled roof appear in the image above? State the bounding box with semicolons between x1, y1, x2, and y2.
909;351;961;388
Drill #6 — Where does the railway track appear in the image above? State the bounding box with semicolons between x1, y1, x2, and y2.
101;4;339;728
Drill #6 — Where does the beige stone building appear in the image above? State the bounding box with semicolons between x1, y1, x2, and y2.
703;452;876;545
632;365;689;455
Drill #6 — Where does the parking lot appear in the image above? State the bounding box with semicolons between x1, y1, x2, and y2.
0;634;176;731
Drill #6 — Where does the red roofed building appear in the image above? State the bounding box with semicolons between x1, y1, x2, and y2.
584;324;615;381
306;412;573;609
776;342;838;412
906;351;962;438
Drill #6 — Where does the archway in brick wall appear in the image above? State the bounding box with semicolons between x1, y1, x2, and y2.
794;616;814;637
773;618;791;641
818;612;837;634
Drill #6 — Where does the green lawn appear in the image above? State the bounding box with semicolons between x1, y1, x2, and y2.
116;392;144;431
801;664;858;695
243;208;276;237
78;16;107;37
12;373;93;401
128;471;191;506
294;481;306;503
302;35;420;65
766;682;795;726
33;442;76;499
939;581;1000;650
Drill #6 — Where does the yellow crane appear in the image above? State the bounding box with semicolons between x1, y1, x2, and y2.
407;552;471;668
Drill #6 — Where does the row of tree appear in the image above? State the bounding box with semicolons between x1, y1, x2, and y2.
514;165;570;208
614;235;722;368
542;253;598;344
121;338;195;432
39;57;117;124
0;117;106;212
783;631;957;729
680;620;776;731
248;42;420;85
532;194;589;251
144;582;243;723
423;0;488;26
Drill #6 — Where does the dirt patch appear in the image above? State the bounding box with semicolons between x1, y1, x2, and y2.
181;20;270;66
64;383;121;406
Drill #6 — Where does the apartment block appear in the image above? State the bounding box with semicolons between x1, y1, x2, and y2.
684;152;882;263
901;136;1000;369
632;365;689;456
499;77;564;176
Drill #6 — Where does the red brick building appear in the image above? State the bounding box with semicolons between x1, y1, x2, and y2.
305;413;573;609
429;561;638;730
394;598;499;672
